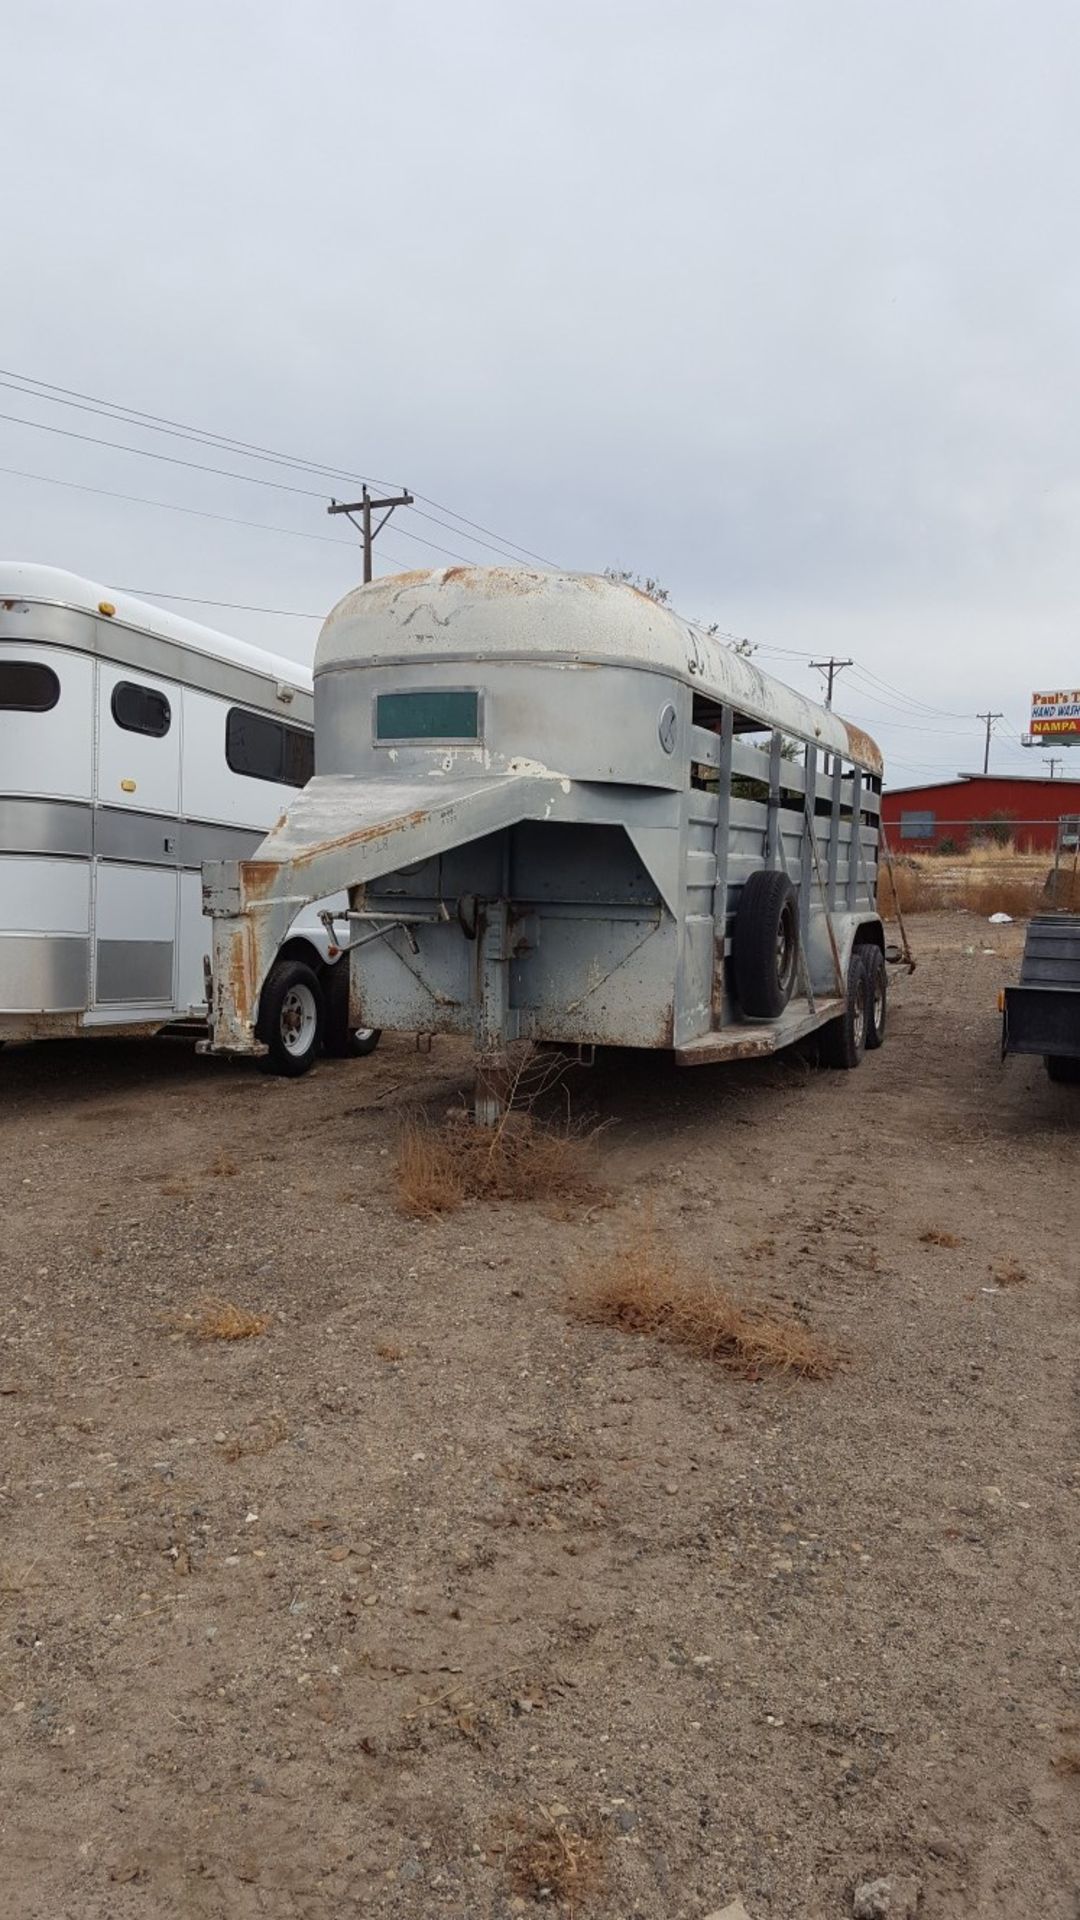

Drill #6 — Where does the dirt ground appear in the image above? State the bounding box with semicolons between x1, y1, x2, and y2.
2;912;1079;1920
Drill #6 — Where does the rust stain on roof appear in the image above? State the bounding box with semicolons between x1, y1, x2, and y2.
842;720;883;777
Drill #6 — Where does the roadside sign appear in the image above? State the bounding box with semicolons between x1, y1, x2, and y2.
1030;690;1080;738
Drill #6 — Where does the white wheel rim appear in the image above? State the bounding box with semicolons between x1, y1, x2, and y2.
280;983;317;1055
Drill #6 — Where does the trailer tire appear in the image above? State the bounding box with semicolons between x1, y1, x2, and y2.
256;959;324;1077
323;961;382;1059
1045;1053;1080;1085
819;947;868;1070
732;870;800;1019
860;943;887;1049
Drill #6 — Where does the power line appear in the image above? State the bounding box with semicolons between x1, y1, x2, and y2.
116;588;324;618
0;459;417;561
847;661;972;722
0;406;487;568
0;365;563;570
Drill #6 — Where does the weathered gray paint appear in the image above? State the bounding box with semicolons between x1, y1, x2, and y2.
203;568;883;1076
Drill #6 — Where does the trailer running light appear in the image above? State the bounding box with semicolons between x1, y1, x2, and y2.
98;600;116;617
997;990;1006;1012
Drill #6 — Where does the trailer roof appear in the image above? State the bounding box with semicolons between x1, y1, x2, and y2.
317;566;882;775
0;563;312;693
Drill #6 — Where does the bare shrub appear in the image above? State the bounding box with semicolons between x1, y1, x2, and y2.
994;1259;1029;1287
175;1299;269;1340
920;1227;962;1248
569;1237;839;1379
496;1807;608;1907
396;1111;602;1217
396;1119;467;1216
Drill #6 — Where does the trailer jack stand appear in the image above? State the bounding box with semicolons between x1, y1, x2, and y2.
474;1053;511;1128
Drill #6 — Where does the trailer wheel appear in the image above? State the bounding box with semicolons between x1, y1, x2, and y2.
1045;1053;1080;1085
732;870;800;1019
323;960;382;1059
256;959;324;1077
860;944;887;1049
820;947;868;1070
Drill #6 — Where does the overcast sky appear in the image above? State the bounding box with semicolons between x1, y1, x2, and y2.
3;0;1079;786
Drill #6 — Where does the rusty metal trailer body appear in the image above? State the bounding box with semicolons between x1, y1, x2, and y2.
202;568;884;1106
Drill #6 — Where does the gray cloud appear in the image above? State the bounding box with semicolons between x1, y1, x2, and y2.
3;0;1079;783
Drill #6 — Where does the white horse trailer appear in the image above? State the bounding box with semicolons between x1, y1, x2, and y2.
0;565;377;1073
203;566;887;1118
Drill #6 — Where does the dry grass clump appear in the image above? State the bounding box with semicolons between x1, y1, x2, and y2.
962;876;1044;919
878;854;1044;919
204;1153;240;1178
1051;1748;1080;1777
223;1411;288;1459
569;1238;839;1380
920;1226;962;1248
396;1111;601;1218
497;1807;608;1907
994;1259;1029;1287
176;1298;269;1341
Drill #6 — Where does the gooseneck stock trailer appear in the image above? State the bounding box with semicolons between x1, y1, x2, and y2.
203;567;887;1115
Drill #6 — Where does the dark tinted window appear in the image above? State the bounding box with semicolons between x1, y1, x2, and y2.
0;661;60;712
226;708;314;788
111;680;171;737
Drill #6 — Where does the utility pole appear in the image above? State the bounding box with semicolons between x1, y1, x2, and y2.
1044;756;1062;780
809;657;853;709
328;484;414;583
977;710;1004;776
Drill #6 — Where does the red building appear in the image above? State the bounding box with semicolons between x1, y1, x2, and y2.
881;773;1080;854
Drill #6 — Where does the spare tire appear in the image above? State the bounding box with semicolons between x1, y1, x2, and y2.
733;870;799;1019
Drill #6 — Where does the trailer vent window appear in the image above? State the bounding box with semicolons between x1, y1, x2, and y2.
0;661;60;712
375;689;480;743
111;680;171;738
226;707;315;788
900;810;935;840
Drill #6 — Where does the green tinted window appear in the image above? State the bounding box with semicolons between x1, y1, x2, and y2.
375;689;479;741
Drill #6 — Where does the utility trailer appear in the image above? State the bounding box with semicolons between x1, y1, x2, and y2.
1002;915;1080;1085
202;567;888;1116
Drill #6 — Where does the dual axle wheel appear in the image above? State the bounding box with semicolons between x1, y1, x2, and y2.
255;958;381;1077
732;870;886;1071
